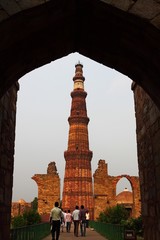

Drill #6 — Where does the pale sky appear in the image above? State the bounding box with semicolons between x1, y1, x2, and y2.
12;52;138;202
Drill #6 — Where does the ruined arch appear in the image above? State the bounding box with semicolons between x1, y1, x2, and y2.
1;1;160;239
94;162;141;219
114;174;137;190
116;176;132;194
114;175;141;218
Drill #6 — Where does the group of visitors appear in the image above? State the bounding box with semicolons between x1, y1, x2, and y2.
50;202;90;240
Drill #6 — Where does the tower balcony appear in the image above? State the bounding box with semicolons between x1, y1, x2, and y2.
71;90;87;98
64;150;93;160
68;116;89;124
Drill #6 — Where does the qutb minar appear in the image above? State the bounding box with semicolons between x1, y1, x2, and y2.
62;63;94;218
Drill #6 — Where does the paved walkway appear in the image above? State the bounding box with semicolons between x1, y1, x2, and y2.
43;226;108;240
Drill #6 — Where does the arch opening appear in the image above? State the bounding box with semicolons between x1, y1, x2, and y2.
13;53;138;203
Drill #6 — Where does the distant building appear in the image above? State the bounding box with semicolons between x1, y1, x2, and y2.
11;199;31;217
116;188;133;217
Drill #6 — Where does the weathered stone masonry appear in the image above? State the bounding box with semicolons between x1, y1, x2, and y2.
32;162;60;216
93;159;141;220
62;63;94;218
0;83;19;240
132;83;160;239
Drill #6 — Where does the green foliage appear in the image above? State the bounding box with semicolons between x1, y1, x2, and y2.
98;205;129;224
98;211;108;223
23;210;41;225
98;205;143;237
121;216;143;236
11;215;27;228
31;197;38;211
12;210;41;228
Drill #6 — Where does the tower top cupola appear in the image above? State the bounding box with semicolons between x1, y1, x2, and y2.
73;62;85;90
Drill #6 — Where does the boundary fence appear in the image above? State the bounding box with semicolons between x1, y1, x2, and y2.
89;221;124;240
10;223;50;240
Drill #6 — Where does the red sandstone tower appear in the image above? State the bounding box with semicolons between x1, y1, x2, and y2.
62;63;94;218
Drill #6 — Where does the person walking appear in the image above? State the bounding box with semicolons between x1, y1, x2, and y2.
79;205;87;236
50;202;63;240
85;210;90;228
72;205;80;237
65;210;72;232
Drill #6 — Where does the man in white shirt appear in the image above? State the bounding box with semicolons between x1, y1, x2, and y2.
50;202;63;240
72;205;80;237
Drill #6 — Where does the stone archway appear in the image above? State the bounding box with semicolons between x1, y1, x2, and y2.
93;161;141;219
1;1;160;239
114;175;141;218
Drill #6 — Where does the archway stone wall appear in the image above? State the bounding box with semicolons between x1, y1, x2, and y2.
1;1;160;28
0;1;160;239
93;160;141;220
0;83;19;240
113;175;141;218
132;83;160;240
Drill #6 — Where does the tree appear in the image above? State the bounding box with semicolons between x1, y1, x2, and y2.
98;205;143;237
121;216;143;236
11;210;41;228
11;215;26;228
31;197;38;212
23;210;41;225
98;205;129;224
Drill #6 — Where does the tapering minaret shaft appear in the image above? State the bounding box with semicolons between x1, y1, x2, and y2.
62;64;94;218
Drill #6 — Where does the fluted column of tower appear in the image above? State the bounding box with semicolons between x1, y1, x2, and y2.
62;63;94;218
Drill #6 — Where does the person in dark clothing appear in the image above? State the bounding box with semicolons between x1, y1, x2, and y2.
79;205;87;236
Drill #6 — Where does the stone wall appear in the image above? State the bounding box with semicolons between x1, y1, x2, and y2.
93;160;141;220
32;162;60;217
11;200;31;217
1;1;160;29
132;83;160;239
0;83;19;239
